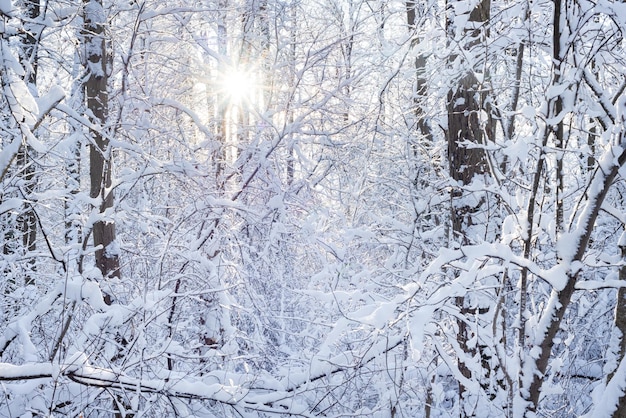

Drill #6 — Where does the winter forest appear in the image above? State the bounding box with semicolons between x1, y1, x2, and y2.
4;0;626;416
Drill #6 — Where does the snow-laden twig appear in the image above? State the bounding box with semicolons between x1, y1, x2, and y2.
0;360;315;416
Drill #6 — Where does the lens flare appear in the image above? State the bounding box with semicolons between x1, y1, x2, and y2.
220;69;255;103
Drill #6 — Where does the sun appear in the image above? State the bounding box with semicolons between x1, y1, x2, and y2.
220;69;256;104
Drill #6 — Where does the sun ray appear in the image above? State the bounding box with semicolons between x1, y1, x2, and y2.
219;68;256;104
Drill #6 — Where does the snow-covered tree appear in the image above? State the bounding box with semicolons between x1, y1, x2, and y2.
2;0;626;417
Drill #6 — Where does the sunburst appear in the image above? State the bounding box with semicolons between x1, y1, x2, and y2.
219;68;256;104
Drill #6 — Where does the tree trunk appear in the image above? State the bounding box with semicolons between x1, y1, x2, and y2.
65;52;84;268
611;235;626;418
522;141;626;415
286;3;296;185
83;0;119;280
215;0;228;186
406;0;432;143
446;0;491;414
16;0;40;284
552;0;564;236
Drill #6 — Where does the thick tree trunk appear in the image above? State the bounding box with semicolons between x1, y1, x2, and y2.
83;0;119;280
83;4;127;417
446;0;491;414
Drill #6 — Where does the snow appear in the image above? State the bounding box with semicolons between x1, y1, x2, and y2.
521;105;536;119
0;0;13;16
583;355;626;418
556;233;578;263
36;85;65;121
0;197;20;215
7;77;38;127
0;51;36;123
267;194;283;210
620;231;626;248
546;83;569;100
2;0;626;416
0;363;53;379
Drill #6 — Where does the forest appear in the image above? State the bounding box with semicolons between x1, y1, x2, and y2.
1;0;626;416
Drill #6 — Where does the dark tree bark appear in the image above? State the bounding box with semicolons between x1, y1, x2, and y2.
553;0;565;235
521;140;626;415
610;237;626;418
446;0;491;414
406;0;432;143
16;0;40;284
83;0;119;280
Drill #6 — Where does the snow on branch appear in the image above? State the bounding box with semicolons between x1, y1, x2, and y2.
566;140;626;264
0;360;314;416
583;353;626;417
